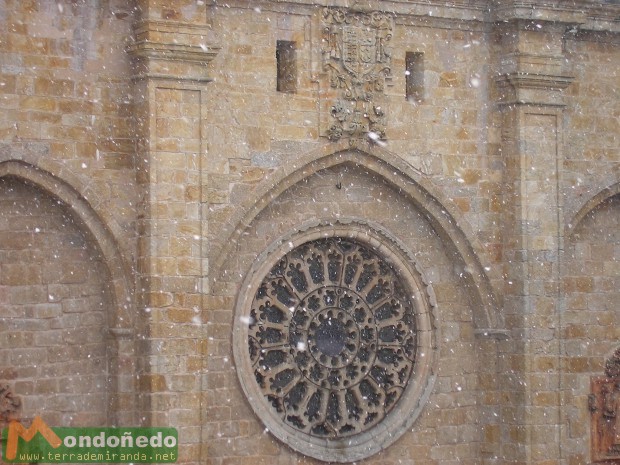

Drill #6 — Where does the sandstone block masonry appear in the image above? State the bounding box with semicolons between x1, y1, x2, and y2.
0;1;619;464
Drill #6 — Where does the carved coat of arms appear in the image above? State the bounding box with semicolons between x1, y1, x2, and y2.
321;8;393;141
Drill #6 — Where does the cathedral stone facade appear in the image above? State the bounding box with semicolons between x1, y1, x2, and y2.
1;1;619;464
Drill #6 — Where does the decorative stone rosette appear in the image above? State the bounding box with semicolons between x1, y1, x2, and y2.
233;221;438;462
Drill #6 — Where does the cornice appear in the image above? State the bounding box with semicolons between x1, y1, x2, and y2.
131;19;215;37
504;72;574;90
490;1;620;32
209;0;490;24
495;71;574;107
127;41;219;64
126;19;220;83
208;0;620;33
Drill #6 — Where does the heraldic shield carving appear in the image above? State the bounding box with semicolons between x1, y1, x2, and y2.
321;8;393;142
590;347;620;463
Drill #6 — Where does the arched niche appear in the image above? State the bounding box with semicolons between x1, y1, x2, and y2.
568;182;620;237
212;143;503;335
0;160;135;425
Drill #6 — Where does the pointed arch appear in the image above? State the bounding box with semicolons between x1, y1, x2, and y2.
0;160;133;330
212;141;504;334
568;181;620;237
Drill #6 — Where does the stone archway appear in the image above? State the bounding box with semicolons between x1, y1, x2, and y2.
563;187;620;464
213;143;503;334
568;181;620;236
208;143;506;463
0;160;135;426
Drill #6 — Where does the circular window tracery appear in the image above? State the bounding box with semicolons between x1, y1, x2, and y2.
249;238;416;437
234;224;437;462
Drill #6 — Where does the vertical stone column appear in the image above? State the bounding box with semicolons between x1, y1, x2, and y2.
494;18;573;465
127;6;218;462
107;328;136;426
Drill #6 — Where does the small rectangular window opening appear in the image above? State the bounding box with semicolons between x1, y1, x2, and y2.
277;40;297;93
406;52;424;102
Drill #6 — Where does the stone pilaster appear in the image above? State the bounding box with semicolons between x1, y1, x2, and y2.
494;16;573;465
127;11;218;463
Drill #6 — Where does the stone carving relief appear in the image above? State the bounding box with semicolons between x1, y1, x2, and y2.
233;222;438;462
0;384;21;423
321;8;393;141
590;347;620;463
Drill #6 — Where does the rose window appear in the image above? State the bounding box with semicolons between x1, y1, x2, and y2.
248;237;416;437
234;227;437;462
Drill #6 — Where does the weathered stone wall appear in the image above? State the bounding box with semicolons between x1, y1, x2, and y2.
0;0;137;429
0;0;137;258
562;196;620;465
564;30;620;215
0;1;618;465
208;161;493;463
0;177;111;426
560;29;620;465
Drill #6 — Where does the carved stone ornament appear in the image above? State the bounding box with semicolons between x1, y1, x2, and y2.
321;8;393;142
233;221;438;462
590;347;620;463
0;384;21;423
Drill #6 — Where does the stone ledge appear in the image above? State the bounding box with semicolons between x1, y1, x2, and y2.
491;1;620;33
496;72;574;107
127;19;220;82
474;329;511;340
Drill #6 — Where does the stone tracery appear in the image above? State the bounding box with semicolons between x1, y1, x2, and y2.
247;237;416;438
